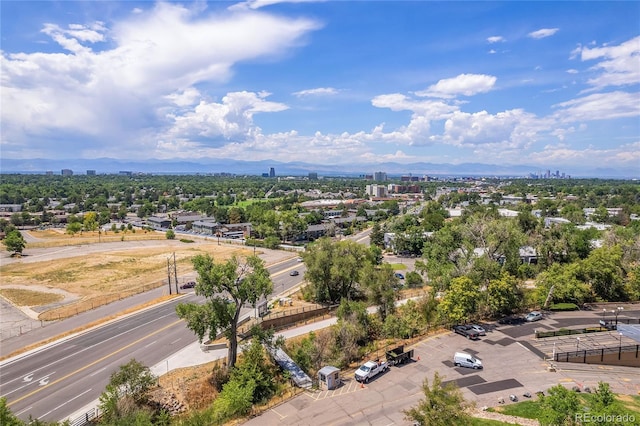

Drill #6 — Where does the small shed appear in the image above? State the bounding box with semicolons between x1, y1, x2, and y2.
318;366;341;390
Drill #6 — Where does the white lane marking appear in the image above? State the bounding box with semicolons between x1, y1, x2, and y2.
1;311;176;388
89;367;106;377
38;388;93;419
1;373;55;398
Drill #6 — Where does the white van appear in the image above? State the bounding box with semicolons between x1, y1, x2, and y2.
453;352;483;369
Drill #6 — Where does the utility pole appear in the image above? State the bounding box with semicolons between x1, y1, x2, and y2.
173;252;178;294
167;258;172;295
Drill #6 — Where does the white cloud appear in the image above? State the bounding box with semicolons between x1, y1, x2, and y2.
566;69;579;74
0;2;320;158
415;73;497;99
488;49;497;54
165;88;202;107
371;94;457;118
528;28;559;39
165;91;288;142
528;141;640;166
442;109;541;149
229;0;323;11
487;36;504;43
578;36;640;90
553;91;640;122
292;87;339;97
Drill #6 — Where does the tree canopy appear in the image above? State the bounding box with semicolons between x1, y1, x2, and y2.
176;255;272;369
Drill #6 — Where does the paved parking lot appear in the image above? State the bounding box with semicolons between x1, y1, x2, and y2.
245;307;640;426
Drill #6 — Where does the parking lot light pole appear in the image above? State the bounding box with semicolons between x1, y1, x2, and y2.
576;337;580;352
614;306;623;326
619;332;623;360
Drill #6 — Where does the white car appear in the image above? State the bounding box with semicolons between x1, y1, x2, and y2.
470;324;486;336
525;311;543;322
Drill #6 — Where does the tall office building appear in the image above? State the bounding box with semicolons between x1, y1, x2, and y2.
87;170;96;176
373;171;387;182
269;167;275;178
61;169;73;176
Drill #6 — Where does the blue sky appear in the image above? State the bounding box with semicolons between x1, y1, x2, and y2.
1;0;639;173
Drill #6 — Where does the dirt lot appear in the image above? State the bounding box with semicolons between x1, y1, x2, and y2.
0;229;252;320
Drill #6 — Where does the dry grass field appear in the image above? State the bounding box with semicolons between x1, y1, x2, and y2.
1;229;252;320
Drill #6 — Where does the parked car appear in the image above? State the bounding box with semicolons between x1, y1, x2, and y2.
290;270;299;276
453;352;483;369
599;319;617;330
498;315;525;325
355;360;388;383
394;273;405;280
469;324;486;336
525;311;543;322
296;257;304;262
452;325;480;340
180;281;196;289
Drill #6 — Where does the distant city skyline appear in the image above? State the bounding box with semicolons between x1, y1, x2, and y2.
1;1;638;174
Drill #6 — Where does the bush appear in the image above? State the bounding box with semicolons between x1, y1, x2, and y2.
179;238;194;243
549;303;579;311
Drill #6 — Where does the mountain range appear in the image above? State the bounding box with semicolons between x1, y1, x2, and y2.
1;158;637;179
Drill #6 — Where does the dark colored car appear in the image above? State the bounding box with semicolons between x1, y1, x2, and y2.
290;270;299;276
180;281;196;289
453;325;480;340
498;315;525;325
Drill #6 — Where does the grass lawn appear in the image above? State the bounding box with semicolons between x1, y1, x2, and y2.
495;392;640;422
388;263;408;270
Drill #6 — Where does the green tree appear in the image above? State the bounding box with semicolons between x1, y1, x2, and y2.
437;276;479;324
332;300;371;365
535;263;592;306
66;221;82;235
403;372;472;426
165;229;175;240
228;336;277;404
2;230;26;255
405;271;424;288
360;263;397;321
485;273;523;317
582;246;625;301
176;255;272;369
0;397;23;426
83;211;98;232
211;378;255;423
592;381;614;410
370;222;385;247
304;238;370;303
98;359;158;424
538;384;580;426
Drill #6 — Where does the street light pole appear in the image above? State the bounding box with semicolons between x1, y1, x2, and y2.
619;332;623;360
615;306;623;326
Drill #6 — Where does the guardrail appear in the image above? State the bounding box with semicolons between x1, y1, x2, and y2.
69;406;100;426
535;327;608;338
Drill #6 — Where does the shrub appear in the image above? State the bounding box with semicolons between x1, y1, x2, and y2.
549;303;579;311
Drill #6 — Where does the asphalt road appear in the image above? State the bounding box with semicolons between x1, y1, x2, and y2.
1;298;194;422
0;254;305;423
